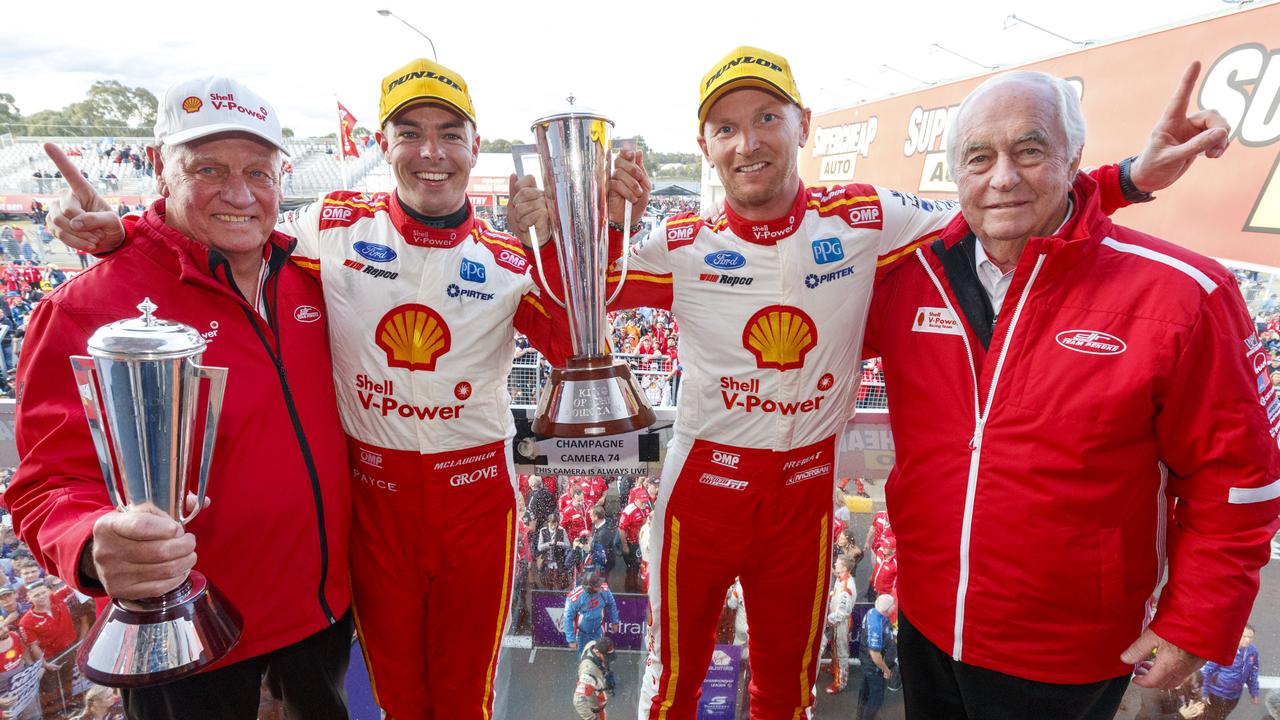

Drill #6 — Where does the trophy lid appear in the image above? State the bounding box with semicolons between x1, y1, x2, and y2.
86;298;207;360
531;94;613;130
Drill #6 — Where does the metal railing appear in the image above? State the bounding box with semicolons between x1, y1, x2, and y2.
506;350;890;411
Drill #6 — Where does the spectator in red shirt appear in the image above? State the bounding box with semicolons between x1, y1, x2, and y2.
580;476;608;509
869;539;898;603
619;494;653;593
863;509;894;558
19;582;75;702
559;487;590;538
627;476;656;512
0;619;41;720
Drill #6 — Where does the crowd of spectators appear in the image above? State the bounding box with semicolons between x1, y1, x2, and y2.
511;474;657;635
0;469;124;719
0;257;69;399
1236;267;1280;385
27;142;153;196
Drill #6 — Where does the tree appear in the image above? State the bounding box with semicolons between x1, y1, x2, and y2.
0;93;20;129
282;127;295;138
85;81;157;132
480;138;522;153
632;136;656;176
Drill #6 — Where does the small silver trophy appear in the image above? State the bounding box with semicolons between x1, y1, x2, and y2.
69;298;241;687
514;107;656;437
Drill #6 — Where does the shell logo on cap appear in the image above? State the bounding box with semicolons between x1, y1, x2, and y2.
181;96;203;114
375;304;451;371
742;305;817;371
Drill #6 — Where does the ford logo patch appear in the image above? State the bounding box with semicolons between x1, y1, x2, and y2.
704;250;746;270
354;241;397;263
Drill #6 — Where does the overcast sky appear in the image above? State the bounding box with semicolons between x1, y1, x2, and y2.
0;0;1258;152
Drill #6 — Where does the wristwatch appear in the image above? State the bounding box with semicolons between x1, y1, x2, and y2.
608;220;646;235
1118;156;1155;203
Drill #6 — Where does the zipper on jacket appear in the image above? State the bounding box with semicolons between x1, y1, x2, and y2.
915;248;1045;661
238;300;337;625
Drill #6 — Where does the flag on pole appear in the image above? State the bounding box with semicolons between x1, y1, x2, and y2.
337;102;360;158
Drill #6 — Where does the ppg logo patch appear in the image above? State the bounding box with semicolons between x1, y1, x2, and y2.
811;238;844;265
460;258;487;283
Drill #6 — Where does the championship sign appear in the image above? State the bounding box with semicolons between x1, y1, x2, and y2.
534;431;647;476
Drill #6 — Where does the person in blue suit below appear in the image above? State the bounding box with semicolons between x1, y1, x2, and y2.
564;572;618;657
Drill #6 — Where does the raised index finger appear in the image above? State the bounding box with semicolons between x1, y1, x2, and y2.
43;142;99;206
1160;61;1202;126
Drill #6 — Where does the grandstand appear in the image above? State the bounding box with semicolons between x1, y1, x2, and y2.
0;135;389;202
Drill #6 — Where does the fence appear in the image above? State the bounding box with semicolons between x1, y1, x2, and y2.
507;350;890;412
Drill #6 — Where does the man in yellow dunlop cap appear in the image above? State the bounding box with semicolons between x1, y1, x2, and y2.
509;45;1228;719
46;57;582;720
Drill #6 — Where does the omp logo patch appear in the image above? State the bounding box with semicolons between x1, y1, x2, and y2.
711;450;740;469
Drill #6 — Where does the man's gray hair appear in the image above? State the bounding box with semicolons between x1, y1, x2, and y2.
874;593;895;615
947;71;1087;172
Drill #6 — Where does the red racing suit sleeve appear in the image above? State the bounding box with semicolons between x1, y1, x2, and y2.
274;201;324;280
5;299;114;597
514;280;575;368
531;224;674;315
1147;276;1280;665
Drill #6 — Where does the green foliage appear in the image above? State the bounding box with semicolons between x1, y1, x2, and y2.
0;94;20;127
2;81;157;136
479;138;523;153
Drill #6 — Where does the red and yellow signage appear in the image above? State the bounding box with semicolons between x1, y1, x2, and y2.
799;2;1280;269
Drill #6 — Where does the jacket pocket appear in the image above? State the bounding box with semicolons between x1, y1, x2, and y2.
1097;527;1126;613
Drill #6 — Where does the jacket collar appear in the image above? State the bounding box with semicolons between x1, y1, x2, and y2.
131;198;295;296
388;191;475;249
723;181;807;245
937;171;1113;273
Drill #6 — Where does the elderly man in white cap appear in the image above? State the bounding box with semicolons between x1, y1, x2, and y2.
4;77;353;719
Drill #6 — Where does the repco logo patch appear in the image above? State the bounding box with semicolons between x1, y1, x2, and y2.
450;465;498;487
1055;330;1127;356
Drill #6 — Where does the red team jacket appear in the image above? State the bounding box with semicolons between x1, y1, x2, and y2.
5;204;353;669
866;172;1280;683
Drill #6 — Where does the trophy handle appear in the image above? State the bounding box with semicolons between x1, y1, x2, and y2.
512;142;567;309
180;363;227;525
528;226;567;309
605;200;633;306
69;356;128;511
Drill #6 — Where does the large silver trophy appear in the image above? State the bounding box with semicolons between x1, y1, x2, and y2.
69;298;242;687
516;108;656;437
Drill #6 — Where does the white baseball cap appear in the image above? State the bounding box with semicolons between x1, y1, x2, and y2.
154;76;289;155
